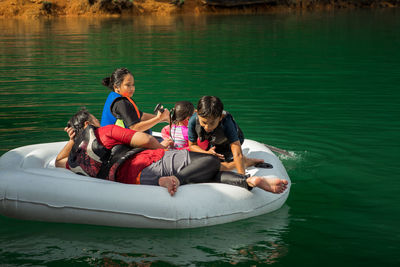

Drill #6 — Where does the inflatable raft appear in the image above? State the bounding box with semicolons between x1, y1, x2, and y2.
0;135;291;229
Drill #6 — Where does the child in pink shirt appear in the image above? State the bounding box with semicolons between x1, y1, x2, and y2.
162;101;208;150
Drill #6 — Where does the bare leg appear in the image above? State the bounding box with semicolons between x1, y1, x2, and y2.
220;161;235;171
244;156;264;168
219;156;264;171
246;176;288;194
130;132;165;149
158;175;180;196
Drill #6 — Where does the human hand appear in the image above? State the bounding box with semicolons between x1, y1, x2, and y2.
208;146;225;160
64;127;75;141
160;137;174;149
157;108;170;123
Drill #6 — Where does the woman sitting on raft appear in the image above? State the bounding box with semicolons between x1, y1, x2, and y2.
55;108;288;196
100;67;170;133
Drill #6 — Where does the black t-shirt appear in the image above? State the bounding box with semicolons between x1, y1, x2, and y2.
111;98;143;128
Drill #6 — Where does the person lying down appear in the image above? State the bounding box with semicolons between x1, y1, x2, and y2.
55;108;288;196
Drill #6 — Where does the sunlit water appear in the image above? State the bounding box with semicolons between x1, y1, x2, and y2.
0;9;399;266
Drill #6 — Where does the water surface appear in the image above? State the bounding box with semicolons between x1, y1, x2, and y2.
0;10;399;266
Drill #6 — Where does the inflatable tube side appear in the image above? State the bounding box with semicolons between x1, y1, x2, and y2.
0;137;291;229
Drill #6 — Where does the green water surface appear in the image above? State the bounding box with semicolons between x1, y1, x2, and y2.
0;9;399;266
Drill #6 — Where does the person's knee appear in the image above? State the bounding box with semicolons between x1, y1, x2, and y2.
204;155;220;171
188;152;221;172
131;132;153;147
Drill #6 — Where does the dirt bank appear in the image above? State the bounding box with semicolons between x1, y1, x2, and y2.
0;0;399;18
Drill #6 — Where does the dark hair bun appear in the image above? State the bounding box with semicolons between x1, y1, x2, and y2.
102;77;111;88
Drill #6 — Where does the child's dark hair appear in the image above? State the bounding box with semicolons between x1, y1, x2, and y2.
171;101;195;124
102;68;132;91
67;107;93;140
197;96;223;119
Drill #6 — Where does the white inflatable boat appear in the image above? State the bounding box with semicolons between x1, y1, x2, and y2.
0;136;291;229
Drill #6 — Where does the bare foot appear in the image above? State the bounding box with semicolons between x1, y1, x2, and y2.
246;176;288;194
244;157;264;168
158;176;180;196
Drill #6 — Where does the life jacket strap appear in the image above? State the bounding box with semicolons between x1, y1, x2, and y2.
125;97;141;119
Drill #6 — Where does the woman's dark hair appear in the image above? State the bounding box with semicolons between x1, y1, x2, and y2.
67;107;93;140
102;67;132;91
197;96;224;119
171;101;195;124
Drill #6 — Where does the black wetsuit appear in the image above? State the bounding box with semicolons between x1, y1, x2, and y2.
186;152;251;189
145;151;251;190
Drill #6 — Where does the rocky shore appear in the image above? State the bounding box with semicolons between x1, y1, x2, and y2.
0;0;399;18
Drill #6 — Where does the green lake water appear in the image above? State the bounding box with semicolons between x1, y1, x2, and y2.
0;9;399;266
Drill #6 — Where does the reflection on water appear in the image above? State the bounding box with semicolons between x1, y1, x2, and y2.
0;9;400;266
0;206;289;265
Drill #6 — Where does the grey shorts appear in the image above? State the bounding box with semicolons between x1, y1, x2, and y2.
140;150;191;186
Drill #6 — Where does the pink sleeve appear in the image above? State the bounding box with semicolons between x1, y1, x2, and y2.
181;126;189;141
161;125;170;139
